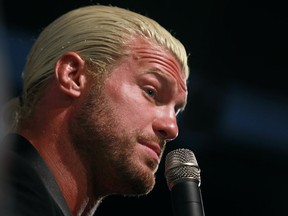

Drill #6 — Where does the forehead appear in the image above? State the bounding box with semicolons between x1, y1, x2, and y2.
127;37;187;92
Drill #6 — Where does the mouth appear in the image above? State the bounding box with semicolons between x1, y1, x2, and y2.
141;142;162;163
146;143;161;155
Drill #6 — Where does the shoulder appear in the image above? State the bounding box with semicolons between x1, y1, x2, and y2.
1;134;64;216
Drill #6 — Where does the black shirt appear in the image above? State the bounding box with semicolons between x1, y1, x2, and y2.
1;133;72;216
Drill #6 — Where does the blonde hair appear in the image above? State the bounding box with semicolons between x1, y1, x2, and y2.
12;4;189;129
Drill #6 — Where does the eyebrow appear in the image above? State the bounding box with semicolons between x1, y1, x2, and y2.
145;69;188;111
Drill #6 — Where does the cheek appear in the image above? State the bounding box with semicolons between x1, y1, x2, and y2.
105;83;153;129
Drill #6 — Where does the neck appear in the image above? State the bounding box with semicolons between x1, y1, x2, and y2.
18;114;103;216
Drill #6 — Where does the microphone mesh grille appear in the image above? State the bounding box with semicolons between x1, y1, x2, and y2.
165;148;201;190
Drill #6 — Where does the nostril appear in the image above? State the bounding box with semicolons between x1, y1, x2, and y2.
158;130;168;139
156;126;178;142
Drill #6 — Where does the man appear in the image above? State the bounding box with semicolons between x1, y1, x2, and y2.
2;4;189;216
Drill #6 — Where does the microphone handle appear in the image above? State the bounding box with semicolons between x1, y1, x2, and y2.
170;180;205;216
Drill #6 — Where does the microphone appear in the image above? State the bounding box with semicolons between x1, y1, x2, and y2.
165;148;205;216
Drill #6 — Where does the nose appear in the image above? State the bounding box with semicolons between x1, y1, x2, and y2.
152;109;179;142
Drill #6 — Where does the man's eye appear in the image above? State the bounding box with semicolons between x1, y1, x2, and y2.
145;89;155;97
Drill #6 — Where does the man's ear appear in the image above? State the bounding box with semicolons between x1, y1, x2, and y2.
55;52;86;97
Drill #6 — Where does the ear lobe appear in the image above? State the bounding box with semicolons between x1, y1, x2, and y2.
55;52;86;97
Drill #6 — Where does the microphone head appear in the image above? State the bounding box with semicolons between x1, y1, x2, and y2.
165;148;201;190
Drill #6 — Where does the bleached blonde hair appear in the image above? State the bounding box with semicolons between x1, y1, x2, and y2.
12;4;189;129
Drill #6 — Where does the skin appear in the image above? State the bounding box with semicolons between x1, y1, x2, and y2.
18;37;188;216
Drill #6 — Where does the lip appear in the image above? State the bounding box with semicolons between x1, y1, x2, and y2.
141;142;161;161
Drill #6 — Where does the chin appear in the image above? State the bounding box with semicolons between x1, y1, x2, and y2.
129;167;156;195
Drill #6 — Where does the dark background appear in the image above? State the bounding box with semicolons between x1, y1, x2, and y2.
1;0;288;215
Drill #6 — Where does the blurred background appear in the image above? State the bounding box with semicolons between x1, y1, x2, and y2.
1;0;287;215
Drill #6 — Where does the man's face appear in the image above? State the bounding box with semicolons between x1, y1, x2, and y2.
69;37;188;197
